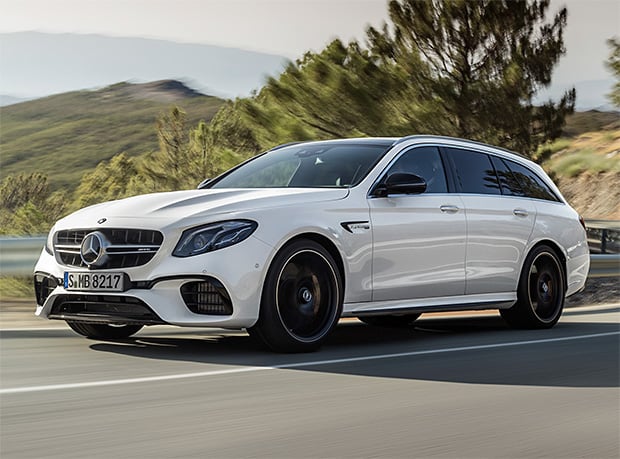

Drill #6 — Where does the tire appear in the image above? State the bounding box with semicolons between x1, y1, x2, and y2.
66;321;143;339
249;239;343;353
500;244;565;329
357;314;421;328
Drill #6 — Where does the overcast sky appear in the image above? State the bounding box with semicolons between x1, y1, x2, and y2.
0;0;618;85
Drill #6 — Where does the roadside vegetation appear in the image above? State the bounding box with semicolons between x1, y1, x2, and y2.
542;118;620;219
539;111;620;178
0;276;32;299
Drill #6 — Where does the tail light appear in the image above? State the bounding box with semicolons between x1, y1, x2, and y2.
579;215;586;231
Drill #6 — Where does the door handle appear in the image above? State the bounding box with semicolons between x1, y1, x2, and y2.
440;205;459;213
513;208;529;217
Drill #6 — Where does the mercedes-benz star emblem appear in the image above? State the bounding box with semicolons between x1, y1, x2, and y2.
80;231;109;267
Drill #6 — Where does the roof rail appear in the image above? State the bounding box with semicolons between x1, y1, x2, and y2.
393;134;528;160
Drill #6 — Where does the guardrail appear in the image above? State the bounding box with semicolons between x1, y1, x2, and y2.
1;234;619;278
0;237;46;276
588;254;620;278
586;219;619;254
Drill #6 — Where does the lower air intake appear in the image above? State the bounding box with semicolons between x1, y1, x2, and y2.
181;279;233;315
34;273;58;305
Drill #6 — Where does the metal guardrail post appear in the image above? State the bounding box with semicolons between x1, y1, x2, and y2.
585;219;619;254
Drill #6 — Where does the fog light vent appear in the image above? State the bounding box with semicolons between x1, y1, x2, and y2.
181;280;233;315
34;273;57;305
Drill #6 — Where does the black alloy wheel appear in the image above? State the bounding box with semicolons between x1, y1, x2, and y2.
249;240;343;352
500;244;565;329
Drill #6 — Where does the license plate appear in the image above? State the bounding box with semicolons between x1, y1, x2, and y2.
64;272;125;292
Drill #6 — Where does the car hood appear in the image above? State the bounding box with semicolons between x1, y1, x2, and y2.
59;188;350;228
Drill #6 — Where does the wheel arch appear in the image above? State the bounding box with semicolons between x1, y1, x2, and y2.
251;232;346;351
526;239;568;288
282;232;346;293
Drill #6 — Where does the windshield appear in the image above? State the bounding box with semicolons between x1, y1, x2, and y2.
208;141;392;189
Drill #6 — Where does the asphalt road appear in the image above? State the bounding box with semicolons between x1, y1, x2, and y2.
1;305;618;458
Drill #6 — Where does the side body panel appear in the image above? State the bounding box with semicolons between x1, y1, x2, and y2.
369;194;466;300
459;195;536;294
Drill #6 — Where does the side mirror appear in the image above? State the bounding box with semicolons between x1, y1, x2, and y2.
197;178;211;189
373;173;427;197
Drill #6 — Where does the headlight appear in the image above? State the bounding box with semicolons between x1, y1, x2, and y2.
45;225;56;255
173;220;258;257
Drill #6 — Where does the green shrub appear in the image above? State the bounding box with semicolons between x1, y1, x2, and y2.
551;149;619;177
0;276;34;299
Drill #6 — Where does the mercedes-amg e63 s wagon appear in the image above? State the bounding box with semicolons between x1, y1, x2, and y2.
34;136;589;352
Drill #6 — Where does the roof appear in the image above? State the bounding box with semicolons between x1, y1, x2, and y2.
271;135;528;160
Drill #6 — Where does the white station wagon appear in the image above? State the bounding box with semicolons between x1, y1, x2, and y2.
34;136;589;352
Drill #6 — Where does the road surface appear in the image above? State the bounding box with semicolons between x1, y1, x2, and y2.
1;305;619;458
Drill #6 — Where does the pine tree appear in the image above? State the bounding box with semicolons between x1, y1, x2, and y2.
73;153;140;208
138;106;194;190
0;172;67;234
366;0;575;154
190;120;213;180
606;38;620;107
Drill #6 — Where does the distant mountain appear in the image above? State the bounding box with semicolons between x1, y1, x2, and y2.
0;95;34;107
534;78;615;111
0;32;288;99
0;80;225;191
561;109;620;137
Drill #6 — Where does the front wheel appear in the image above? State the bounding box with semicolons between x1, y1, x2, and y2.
500;245;565;329
66;321;143;339
249;240;343;353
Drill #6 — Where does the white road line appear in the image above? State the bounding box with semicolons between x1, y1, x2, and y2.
1;331;618;395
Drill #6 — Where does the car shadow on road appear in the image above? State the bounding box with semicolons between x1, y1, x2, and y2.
88;312;620;389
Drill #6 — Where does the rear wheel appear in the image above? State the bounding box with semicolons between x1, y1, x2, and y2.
500;244;565;329
66;321;143;339
249;240;343;353
357;314;421;328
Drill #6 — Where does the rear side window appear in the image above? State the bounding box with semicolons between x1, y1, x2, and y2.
503;159;559;202
445;148;500;195
490;156;524;196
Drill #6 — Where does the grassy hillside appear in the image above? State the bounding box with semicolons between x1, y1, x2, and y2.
561;110;620;137
543;110;620;219
0;80;225;191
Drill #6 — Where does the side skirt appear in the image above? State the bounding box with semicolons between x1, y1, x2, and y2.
343;293;517;317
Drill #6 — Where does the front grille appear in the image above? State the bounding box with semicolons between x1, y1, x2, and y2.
55;228;164;269
181;280;233;315
34;273;59;305
49;294;164;324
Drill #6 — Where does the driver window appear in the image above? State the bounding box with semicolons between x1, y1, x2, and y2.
386;146;448;193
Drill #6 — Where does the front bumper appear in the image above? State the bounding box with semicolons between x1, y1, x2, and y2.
33;235;274;329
